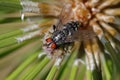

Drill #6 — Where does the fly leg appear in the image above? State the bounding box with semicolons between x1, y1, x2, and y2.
53;25;57;31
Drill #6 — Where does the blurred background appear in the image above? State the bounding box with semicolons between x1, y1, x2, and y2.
0;0;120;80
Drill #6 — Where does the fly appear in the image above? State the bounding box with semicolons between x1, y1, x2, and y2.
45;21;81;49
43;3;96;54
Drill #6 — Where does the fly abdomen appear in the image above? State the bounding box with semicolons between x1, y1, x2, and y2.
51;21;81;46
63;21;81;36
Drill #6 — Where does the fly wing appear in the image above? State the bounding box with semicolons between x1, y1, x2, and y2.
55;4;73;30
64;30;96;42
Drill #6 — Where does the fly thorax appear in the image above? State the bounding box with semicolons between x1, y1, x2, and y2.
54;34;61;41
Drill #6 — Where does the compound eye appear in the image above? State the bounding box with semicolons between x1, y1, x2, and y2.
46;38;52;42
50;43;56;49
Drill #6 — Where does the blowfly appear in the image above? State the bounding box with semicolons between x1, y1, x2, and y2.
43;2;96;54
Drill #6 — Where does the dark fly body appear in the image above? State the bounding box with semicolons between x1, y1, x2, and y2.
52;21;81;45
45;21;81;49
